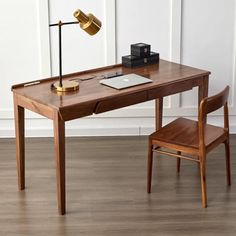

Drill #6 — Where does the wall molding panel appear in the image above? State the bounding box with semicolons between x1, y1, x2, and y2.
37;0;51;79
169;0;182;109
103;0;116;65
1;0;235;138
231;1;236;115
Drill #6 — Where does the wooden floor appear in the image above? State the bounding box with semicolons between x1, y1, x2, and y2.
0;135;236;236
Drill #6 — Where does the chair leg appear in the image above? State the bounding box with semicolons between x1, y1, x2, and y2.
199;155;207;208
224;140;231;186
177;151;181;173
147;141;153;193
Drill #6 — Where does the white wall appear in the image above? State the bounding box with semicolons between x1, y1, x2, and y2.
0;0;236;138
0;0;50;136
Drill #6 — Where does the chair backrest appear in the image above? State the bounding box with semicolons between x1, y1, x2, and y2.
200;86;230;117
198;86;230;148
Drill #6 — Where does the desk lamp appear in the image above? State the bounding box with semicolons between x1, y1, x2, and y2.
50;9;101;92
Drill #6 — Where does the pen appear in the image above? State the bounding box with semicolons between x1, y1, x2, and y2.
24;81;41;87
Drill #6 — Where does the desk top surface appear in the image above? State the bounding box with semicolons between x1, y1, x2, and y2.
12;60;210;110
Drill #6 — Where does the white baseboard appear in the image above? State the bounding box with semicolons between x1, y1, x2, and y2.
0;127;147;138
1;122;235;138
1;107;236;138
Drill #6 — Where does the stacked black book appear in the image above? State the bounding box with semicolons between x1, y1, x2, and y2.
122;43;159;68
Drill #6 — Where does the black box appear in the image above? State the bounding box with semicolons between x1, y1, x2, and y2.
122;52;159;68
131;43;151;57
148;51;159;63
122;55;144;68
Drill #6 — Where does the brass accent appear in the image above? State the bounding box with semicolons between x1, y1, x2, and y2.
52;80;79;92
74;9;101;35
49;9;101;94
73;9;89;23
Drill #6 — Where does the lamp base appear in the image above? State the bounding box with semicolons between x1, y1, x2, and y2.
52;80;79;92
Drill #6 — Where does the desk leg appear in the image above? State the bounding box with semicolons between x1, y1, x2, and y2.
155;98;163;130
14;95;25;190
198;75;209;123
53;111;66;215
198;75;209;105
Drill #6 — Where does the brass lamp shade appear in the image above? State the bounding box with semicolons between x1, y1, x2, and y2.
74;9;102;35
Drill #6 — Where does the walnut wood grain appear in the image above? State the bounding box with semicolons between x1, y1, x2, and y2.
53;111;66;215
95;91;148;114
12;60;210;214
148;86;230;208
13;94;25;190
155;98;163;130
12;60;210;121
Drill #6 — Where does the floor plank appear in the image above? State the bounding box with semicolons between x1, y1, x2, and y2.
0;135;235;236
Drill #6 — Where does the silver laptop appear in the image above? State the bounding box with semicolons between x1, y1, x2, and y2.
99;73;152;90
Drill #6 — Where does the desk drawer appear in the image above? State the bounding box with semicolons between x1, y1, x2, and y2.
95;91;147;114
148;79;199;100
60;102;97;121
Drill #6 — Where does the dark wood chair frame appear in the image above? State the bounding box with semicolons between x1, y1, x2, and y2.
147;86;231;207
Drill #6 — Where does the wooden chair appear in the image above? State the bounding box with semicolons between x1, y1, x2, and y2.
147;86;231;207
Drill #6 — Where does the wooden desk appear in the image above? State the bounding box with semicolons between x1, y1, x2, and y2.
12;60;210;215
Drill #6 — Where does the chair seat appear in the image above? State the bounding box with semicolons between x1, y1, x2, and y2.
150;117;226;153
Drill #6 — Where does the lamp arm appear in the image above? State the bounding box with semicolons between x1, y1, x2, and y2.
49;21;79;27
58;21;62;87
49;21;80;87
